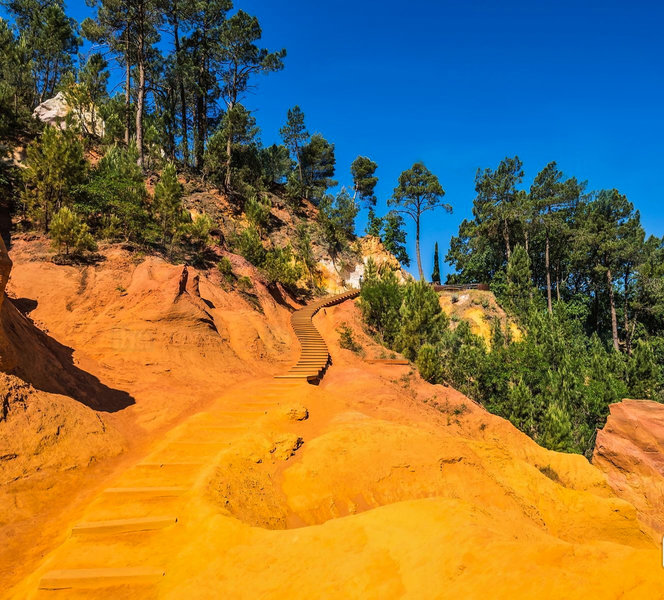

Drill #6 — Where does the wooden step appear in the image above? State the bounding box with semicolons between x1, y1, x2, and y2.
40;567;165;590
72;516;177;535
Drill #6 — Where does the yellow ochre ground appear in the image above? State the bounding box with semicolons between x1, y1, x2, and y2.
7;297;664;599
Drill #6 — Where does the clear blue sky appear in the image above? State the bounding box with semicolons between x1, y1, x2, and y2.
37;1;664;278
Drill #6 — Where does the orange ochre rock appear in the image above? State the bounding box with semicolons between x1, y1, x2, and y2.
593;398;664;536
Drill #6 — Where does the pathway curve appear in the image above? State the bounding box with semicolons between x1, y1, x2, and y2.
275;289;359;383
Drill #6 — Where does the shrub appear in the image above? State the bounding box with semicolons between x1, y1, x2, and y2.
237;276;253;291
81;145;151;242
245;194;271;233
188;213;214;263
416;344;441;383
451;294;459;304
396;279;448;361
338;323;362;354
234;226;266;266
153;162;189;251
50;206;97;256
217;256;234;281
262;245;303;288
359;258;403;346
21;126;87;231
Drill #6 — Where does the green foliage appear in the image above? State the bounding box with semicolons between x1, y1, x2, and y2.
317;189;358;260
244;194;271;233
153;163;189;251
382;211;410;267
21;126;87;231
294;223;317;284
417;344;441;383
395;279;448;360
350;156;378;207
338;322;362;354
506;245;533;315
217;256;234;281
359;259;403;346
204;103;261;193
81;145;151;242
234;226;265;265
431;242;441;284
260;144;292;185
50;206;96;256
280;105;308;182
301;133;337;203
365;208;383;237
261;244;302;288
188;213;214;256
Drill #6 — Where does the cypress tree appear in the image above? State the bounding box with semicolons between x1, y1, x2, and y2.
431;241;441;284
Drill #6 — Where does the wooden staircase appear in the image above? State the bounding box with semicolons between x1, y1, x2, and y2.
275;289;360;383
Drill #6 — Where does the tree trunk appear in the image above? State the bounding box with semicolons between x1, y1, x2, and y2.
556;261;561;302
136;57;145;167
224;101;234;190
503;218;511;261
415;214;424;280
173;14;189;166
545;230;552;313
624;270;631;354
607;268;620;352
524;229;529;255
297;147;303;184
135;4;145;168
124;29;131;146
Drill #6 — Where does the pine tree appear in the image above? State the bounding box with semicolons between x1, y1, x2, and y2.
627;341;661;399
396;279;448;360
389;162;450;280
50;206;97;256
21;127;87;231
350;156;378;207
301;134;337;202
217;10;286;189
417;344;441;383
365;208;383;237
382;211;410;267
539;398;573;452
431;242;441;284
153;162;188;252
506;244;533;315
280;106;308;184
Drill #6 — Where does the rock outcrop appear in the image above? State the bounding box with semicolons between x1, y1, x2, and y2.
32;92;105;137
593;399;664;535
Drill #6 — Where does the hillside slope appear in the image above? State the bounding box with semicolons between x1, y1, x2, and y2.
5;287;664;598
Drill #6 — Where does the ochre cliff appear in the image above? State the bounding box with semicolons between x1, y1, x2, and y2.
593;398;664;536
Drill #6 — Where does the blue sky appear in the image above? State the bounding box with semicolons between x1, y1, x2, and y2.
20;1;664;279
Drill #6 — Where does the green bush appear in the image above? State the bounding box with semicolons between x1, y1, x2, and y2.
359;258;402;346
21;126;87;231
338;323;362;354
50;206;97;256
262;245;303;288
417;344;441;383
234;226;266;266
217;256;234;281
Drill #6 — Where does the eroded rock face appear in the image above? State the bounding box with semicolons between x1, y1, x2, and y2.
0;237;16;372
593;399;664;535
